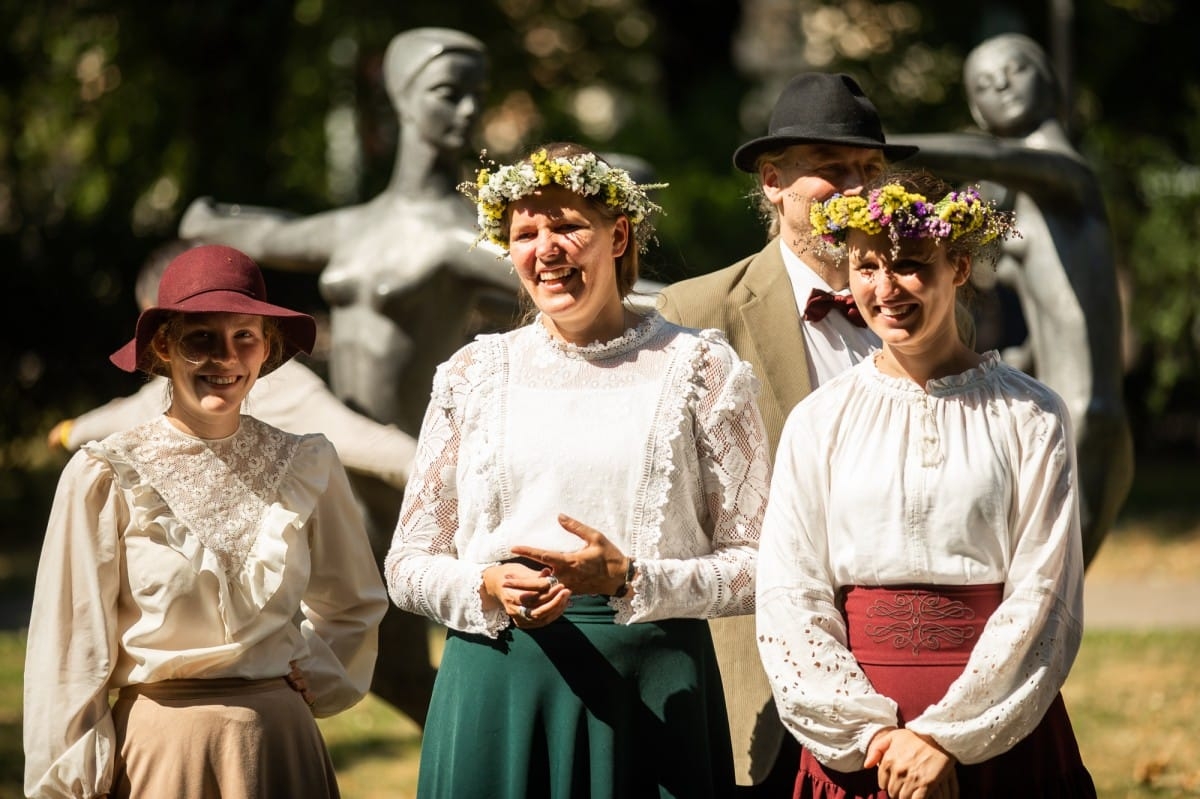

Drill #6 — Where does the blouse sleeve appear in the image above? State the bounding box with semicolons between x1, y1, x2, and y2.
627;332;770;622
905;394;1086;764
755;408;900;772
23;451;124;799
296;439;390;718
384;347;511;638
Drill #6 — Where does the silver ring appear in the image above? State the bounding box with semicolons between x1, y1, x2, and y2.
546;575;560;589
519;606;533;620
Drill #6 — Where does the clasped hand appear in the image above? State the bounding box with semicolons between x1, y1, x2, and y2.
865;727;958;799
482;560;570;628
483;514;630;628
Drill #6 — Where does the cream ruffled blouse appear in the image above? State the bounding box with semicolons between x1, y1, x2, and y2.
385;312;771;635
23;415;388;798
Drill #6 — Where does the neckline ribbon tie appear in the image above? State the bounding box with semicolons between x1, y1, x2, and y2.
803;288;867;328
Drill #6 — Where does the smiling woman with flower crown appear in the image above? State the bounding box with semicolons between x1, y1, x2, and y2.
385;142;770;798
757;168;1096;799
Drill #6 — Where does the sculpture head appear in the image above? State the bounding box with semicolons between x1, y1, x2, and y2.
383;28;489;152
964;34;1060;138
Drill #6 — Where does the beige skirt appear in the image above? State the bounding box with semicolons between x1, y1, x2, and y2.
111;677;340;799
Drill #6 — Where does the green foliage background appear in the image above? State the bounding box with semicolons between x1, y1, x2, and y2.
2;0;1198;536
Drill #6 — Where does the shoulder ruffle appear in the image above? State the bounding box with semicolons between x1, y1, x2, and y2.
430;336;505;412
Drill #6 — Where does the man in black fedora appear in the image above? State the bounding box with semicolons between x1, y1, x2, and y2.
659;72;917;796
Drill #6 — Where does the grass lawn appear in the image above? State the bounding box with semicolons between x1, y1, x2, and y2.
1;629;1197;797
1066;631;1200;797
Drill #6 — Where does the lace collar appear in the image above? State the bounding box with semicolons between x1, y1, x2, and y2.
531;310;665;361
102;415;300;575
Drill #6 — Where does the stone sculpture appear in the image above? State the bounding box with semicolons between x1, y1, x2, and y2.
180;27;521;725
892;33;1133;566
180;27;519;433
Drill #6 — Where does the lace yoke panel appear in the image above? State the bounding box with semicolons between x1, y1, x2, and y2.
105;417;301;575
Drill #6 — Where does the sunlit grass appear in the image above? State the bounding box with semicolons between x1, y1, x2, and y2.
317;693;423;799
0;633;23;799
1;628;1197;798
1065;631;1200;797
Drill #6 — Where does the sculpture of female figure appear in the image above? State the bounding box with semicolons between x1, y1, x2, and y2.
180;27;519;435
179;26;518;727
892;33;1132;566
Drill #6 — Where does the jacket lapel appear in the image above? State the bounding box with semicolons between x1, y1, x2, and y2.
736;241;812;446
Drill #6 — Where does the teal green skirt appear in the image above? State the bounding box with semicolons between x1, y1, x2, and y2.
417;595;735;799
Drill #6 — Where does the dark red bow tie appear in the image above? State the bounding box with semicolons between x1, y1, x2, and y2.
803;288;866;328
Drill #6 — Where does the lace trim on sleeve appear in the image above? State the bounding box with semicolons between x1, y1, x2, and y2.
386;339;512;636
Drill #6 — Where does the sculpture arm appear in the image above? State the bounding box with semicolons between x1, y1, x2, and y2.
179;197;362;273
295;396;415;490
891;133;1096;208
58;379;170;450
436;233;522;293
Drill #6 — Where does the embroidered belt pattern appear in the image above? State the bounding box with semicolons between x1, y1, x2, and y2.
863;592;978;655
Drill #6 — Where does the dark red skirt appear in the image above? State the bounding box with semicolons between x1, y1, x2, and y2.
793;584;1096;799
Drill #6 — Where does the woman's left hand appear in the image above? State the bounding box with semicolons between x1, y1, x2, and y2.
866;728;958;799
510;514;630;597
286;660;316;708
484;561;572;628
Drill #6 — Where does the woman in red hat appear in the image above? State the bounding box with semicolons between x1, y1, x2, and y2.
23;244;388;798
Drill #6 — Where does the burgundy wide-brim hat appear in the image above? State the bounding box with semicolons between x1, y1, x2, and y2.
110;244;317;373
732;72;919;173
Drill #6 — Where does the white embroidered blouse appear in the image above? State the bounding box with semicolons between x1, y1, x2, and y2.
23;415;388;799
757;352;1086;771
385;312;770;635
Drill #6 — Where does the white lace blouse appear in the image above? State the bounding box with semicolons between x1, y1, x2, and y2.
756;352;1086;771
385;312;770;636
23;415;388;799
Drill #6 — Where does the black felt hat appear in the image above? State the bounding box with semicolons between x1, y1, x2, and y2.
732;72;918;172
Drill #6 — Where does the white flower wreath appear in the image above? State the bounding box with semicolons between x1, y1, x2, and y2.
459;149;666;253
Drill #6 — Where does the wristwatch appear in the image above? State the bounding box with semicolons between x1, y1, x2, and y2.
614;557;637;598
